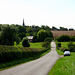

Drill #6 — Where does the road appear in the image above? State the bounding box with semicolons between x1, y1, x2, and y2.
0;42;60;75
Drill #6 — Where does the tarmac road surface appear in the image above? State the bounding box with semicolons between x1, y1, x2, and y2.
0;42;59;75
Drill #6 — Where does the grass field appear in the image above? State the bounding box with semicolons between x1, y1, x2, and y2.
48;42;75;75
14;42;42;48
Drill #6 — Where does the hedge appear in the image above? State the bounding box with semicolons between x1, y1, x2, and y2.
0;45;46;63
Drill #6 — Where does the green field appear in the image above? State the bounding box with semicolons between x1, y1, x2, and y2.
14;42;42;48
48;42;75;75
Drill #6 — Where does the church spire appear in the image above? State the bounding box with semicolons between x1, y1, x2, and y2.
23;19;25;26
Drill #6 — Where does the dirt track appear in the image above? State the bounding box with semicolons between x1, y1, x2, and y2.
0;42;60;75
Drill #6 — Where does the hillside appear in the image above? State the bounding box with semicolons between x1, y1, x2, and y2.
51;31;75;38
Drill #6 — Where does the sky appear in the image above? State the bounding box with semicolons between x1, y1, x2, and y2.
0;0;75;29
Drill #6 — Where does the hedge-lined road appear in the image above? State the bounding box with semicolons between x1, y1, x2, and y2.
0;42;59;75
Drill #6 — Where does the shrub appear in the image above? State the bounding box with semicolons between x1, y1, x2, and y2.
44;37;52;43
42;41;50;49
22;37;30;47
68;42;75;52
60;47;69;52
57;42;61;47
56;35;70;42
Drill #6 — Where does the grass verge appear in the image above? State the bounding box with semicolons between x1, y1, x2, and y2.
48;42;75;75
48;52;75;75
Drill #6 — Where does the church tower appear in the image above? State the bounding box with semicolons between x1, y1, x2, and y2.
23;19;25;26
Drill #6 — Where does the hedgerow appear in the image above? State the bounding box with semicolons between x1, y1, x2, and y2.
0;45;46;63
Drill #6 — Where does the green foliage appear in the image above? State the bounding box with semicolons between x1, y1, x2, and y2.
70;36;75;41
37;29;46;42
15;36;21;44
37;29;53;42
56;35;70;42
42;41;50;49
26;33;30;36
0;45;50;70
18;32;26;40
0;26;17;45
44;37;52;43
68;41;75;52
0;45;48;64
22;37;30;47
57;42;61;47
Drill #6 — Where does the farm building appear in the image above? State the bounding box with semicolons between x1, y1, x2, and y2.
51;31;75;38
27;36;33;42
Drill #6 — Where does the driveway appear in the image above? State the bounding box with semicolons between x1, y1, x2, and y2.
0;42;59;75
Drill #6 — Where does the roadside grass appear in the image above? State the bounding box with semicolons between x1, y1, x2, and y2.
56;49;64;55
48;52;75;75
48;42;75;75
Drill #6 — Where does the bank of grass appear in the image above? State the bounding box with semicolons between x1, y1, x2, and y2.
48;42;75;75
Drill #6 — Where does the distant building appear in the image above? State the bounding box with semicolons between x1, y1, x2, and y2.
27;36;34;42
23;19;25;26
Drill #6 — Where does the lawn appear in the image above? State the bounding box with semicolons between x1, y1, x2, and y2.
48;42;75;75
30;42;43;48
14;42;42;48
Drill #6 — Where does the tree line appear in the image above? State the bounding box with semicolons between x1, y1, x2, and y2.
0;24;53;46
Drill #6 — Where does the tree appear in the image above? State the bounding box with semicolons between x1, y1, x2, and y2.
0;26;17;45
22;37;30;47
37;29;47;42
56;35;70;42
60;27;68;31
18;32;26;40
37;29;53;42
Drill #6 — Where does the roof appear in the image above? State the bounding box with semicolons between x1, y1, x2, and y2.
27;36;33;39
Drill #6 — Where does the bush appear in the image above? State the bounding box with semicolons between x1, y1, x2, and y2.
57;42;61;47
68;42;75;52
44;37;52;43
56;35;70;42
18;32;26;40
22;37;30;47
60;47;69;52
42;41;50;49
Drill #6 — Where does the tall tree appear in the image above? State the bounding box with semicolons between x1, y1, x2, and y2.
0;26;17;45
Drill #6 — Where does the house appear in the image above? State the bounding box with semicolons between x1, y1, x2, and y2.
27;36;34;42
